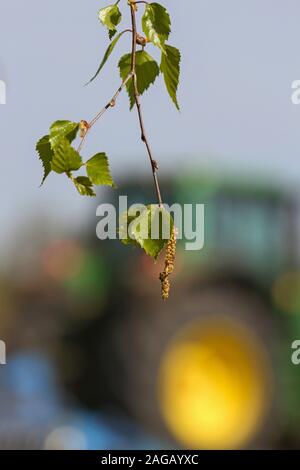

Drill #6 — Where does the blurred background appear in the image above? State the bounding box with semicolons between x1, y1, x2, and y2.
1;0;300;449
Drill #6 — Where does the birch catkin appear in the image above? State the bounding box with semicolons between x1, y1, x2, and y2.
159;227;177;300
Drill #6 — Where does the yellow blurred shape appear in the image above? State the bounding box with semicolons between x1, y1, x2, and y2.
272;272;300;315
158;318;270;449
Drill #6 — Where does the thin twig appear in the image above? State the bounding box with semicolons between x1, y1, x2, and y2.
130;4;163;206
77;72;133;153
77;2;163;208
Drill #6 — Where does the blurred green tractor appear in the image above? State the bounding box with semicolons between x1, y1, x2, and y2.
59;172;300;449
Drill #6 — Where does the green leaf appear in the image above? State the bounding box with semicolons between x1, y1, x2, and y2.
119;210;140;246
49;120;79;149
109;29;117;40
120;205;173;259
51;137;83;174
139;205;173;259
86;153;115;187
73;176;96;197
119;51;160;109
160;45;181;110
36;135;54;185
98;3;122;37
87;31;126;85
142;3;171;53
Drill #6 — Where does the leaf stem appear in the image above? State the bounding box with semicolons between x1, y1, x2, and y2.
129;4;163;207
77;2;163;208
77;72;133;153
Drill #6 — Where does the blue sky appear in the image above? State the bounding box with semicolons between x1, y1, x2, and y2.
1;0;300;254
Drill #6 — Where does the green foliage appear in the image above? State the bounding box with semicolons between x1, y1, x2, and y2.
86;153;115;187
36;4;181;190
36;120;114;196
98;2;122;39
36;135;54;185
142;3;171;53
36;121;80;183
51;137;82;174
119;51;160;109
160;45;181;110
87;31;127;85
87;2;181;109
119;211;140;246
35;1;181;297
73;176;96;197
119;205;173;260
49;120;79;149
36;3;181;192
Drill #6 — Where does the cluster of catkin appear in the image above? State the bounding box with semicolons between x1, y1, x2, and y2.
159;227;177;300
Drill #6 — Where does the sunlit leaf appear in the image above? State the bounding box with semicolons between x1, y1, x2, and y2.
120;205;173;259
142;3;171;53
36;135;54;185
87;31;126;84
119;210;140;246
119;51;160;109
73;176;96;197
98;3;122;38
160;45;181;110
49;120;79;149
86;153;115;187
51;137;82;174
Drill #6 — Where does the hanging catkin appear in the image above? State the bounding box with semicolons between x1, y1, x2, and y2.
159;227;177;300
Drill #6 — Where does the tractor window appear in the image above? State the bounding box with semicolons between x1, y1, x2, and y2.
214;195;289;272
